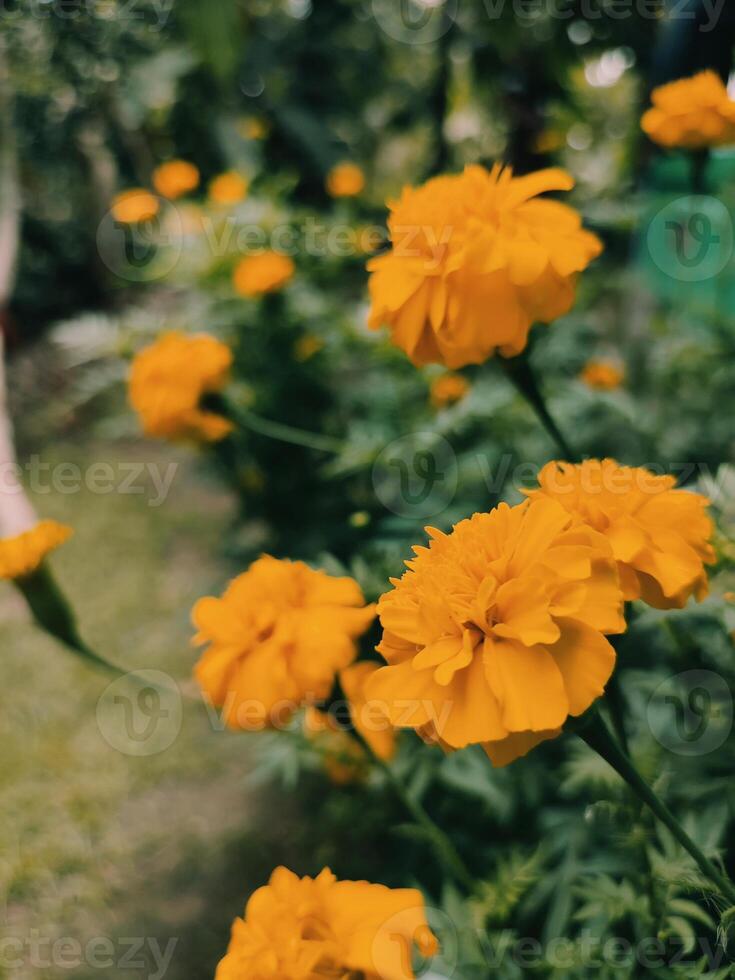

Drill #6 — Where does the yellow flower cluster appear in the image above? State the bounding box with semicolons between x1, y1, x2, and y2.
430;371;470;408
580;360;624;390
367;164;602;368
192;556;375;730
152;159;200;199
209;171;249;205
215;866;437;980
0;520;72;580
326;162;365;198
233;251;295;297
128;331;233;442
642;71;735;149
111;189;159;224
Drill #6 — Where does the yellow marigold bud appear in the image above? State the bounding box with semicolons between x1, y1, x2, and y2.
293;333;324;362
152;159;200;199
215;866;438;979
365;497;626;767
579;359;624;390
326;161;365;198
238;116;268;140
192;557;375;731
233;251;295;297
0;520;72;580
304;706;367;783
367;163;602;369
642;71;735;149
534;127;566;154
526;459;715;609
208;171;249;206
110;189;159;224
128;331;233;443
430;371;470;408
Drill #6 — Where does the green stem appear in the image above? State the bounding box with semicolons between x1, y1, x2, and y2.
501;351;580;462
228;403;343;454
604;665;629;756
575;707;735;906
351;729;476;894
16;565;188;699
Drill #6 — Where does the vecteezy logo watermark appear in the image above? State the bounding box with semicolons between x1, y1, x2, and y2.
97;195;183;282
647;670;733;757
96;670;183;756
370;0;457;44
369;0;726;40
646;196;733;283
0;457;178;508
0;0;176;31
0;932;177;979
372;432;458;519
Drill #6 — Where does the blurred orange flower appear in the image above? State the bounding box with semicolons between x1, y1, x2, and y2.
192;557;375;730
341;660;396;762
152;159;200;199
0;520;72;580
326;162;365;198
430;372;470;408
215;866;438;980
642;71;735;149
526;459;715;609
367;164;602;368
580;360;624;390
111;189;159;224
366;497;625;767
233;252;295;297
304;706;370;784
128;331;233;442
304;660;397;785
209;171;249;206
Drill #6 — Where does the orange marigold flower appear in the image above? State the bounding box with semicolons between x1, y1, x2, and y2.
365;497;625;767
209;171;249;205
111;188;159;224
367;164;602;369
192;557;375;731
128;331;233;443
215;866;438;980
579;359;624;390
525;459;715;610
326;162;366;198
0;520;72;580
233;252;295;297
430;371;470;408
152;159;200;199
642;71;735;149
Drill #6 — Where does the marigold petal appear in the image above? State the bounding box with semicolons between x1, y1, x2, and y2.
484;637;568;732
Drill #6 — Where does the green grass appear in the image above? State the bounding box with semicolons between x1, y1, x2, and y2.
0;438;277;979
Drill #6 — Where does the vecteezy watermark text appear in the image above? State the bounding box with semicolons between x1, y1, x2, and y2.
0;457;178;508
0;932;177;979
370;0;725;44
0;0;175;30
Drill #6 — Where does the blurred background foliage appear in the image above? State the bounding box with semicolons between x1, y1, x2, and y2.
2;0;735;977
